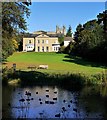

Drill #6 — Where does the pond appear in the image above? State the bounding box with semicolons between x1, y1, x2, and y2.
2;84;107;119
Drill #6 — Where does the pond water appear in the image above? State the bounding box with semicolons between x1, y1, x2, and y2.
2;85;107;119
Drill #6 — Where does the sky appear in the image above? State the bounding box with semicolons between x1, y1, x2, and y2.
26;2;105;34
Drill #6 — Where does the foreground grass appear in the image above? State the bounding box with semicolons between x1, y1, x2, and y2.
3;52;107;86
4;52;106;75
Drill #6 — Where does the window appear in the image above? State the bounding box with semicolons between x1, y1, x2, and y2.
42;40;44;43
54;47;56;51
38;40;40;44
46;40;48;44
46;46;49;52
29;40;31;44
42;46;44;52
38;46;40;52
56;47;57;51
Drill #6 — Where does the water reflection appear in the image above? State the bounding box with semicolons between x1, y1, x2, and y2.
2;85;107;119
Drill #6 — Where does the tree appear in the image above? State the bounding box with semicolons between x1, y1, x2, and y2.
66;25;72;37
74;24;83;43
58;36;64;46
71;19;105;62
97;10;107;45
82;20;104;48
22;0;32;6
2;2;31;60
12;38;18;51
97;10;107;33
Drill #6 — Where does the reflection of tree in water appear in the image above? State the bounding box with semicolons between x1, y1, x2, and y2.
17;91;33;118
78;85;107;118
3;85;107;119
17;86;106;119
17;106;30;118
2;85;14;118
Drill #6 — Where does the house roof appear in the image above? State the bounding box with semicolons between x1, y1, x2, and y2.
64;37;74;42
24;33;64;38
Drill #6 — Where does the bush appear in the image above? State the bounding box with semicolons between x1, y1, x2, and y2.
2;66;15;85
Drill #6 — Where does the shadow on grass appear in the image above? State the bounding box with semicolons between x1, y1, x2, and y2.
4;70;87;90
63;55;107;68
3;66;107;89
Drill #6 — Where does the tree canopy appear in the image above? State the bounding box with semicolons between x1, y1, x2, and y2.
58;36;64;46
2;2;31;60
70;10;107;64
66;25;72;37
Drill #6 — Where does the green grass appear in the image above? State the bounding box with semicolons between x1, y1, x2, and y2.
6;52;106;75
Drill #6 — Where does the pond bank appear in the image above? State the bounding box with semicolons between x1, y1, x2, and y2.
2;67;107;87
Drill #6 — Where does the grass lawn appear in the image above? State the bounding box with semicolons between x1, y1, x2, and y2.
4;52;106;75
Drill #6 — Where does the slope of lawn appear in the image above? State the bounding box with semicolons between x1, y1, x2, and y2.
5;52;106;75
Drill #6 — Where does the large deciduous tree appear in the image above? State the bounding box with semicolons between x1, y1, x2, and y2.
2;2;31;60
72;17;106;63
74;24;83;44
97;10;107;33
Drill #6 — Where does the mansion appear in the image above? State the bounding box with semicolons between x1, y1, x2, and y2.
23;26;73;52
